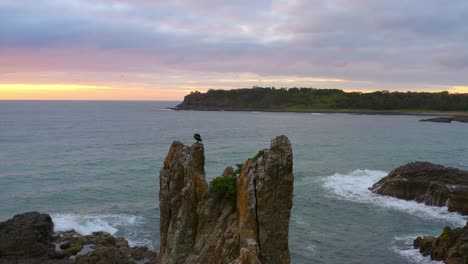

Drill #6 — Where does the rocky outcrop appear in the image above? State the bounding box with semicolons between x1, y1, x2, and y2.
159;136;294;264
0;212;54;263
369;162;468;215
414;223;468;263
0;212;157;264
420;116;468;123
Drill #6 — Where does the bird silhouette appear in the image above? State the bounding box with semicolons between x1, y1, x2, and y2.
194;133;202;142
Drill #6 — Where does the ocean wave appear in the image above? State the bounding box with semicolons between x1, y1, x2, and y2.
51;213;153;248
321;169;468;226
391;235;442;264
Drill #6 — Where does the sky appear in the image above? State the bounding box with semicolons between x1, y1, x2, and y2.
1;0;468;100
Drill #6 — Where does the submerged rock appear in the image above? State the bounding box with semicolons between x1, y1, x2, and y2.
159;135;294;264
420;116;468;123
414;223;468;263
369;162;468;215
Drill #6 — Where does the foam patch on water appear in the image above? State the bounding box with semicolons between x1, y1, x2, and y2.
322;169;468;226
51;213;152;248
391;235;442;264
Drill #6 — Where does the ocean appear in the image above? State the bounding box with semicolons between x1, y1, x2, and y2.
1;101;467;263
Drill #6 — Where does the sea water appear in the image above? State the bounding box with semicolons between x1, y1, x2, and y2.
1;101;467;263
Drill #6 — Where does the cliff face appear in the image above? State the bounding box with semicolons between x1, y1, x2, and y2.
369;162;468;215
159;136;294;264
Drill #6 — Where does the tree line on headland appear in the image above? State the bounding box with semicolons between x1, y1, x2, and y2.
177;87;468;112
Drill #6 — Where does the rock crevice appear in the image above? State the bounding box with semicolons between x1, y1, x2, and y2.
159;136;294;264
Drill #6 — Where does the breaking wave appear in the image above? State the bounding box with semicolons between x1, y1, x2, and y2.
321;169;467;226
51;213;153;248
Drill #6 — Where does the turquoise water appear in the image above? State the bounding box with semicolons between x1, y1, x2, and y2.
1;101;467;263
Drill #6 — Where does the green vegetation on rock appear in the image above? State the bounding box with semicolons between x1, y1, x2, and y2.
206;176;237;208
251;149;267;161
234;163;243;176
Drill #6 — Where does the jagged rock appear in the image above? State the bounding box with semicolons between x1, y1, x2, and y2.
66;232;157;264
254;136;293;263
159;141;207;263
369;162;468;215
0;212;73;264
222;166;235;177
0;212;53;258
159;136;294;264
414;224;468;263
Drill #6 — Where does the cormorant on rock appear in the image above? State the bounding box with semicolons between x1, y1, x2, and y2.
194;133;202;143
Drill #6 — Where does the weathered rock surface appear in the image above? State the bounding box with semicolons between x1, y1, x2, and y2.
414;223;468;263
369;162;468;215
56;231;157;264
159;135;294;264
0;212;157;264
0;211;54;263
420;116;468;123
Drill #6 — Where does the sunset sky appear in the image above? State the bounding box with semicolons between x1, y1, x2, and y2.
1;0;468;100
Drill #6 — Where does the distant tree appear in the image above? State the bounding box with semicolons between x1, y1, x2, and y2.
180;87;468;111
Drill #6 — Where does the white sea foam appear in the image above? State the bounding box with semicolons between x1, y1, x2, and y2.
391;235;442;264
322;169;468;226
52;213;142;235
311;113;325;116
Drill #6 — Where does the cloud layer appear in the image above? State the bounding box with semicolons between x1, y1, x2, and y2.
1;0;468;99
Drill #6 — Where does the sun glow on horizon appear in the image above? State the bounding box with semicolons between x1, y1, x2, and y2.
1;83;467;101
0;84;186;100
450;86;468;94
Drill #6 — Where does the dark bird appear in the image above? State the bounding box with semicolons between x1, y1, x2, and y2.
194;133;202;142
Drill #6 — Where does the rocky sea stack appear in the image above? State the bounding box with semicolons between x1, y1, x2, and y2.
369;161;468;215
159;135;294;264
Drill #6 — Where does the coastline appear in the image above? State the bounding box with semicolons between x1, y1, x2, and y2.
171;106;468;117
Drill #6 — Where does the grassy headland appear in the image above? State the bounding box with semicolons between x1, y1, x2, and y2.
175;87;468;115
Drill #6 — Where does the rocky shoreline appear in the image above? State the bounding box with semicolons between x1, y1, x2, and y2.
0;212;157;264
1;136;294;264
370;161;468;263
171;105;468;117
3;139;467;263
414;224;468;264
420;116;468;123
369;161;468;215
